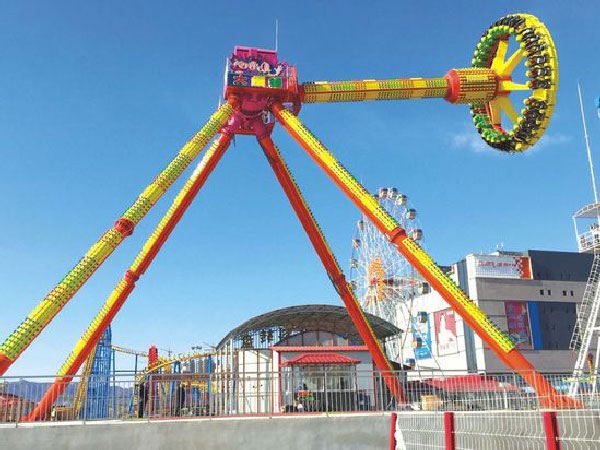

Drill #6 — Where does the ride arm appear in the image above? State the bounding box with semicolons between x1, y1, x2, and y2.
258;135;404;402
0;99;237;375
25;132;234;421
270;101;579;408
300;70;498;104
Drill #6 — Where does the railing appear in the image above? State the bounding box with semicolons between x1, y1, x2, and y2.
0;370;397;422
577;230;600;253
2;370;600;448
395;409;600;449
1;370;599;422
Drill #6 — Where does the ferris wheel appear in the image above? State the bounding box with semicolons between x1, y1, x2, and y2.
349;187;438;369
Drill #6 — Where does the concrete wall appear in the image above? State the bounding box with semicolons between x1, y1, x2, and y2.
0;413;391;450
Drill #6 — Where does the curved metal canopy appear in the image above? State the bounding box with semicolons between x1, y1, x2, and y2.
217;304;402;350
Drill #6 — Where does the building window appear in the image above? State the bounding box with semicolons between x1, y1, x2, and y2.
540;290;544;295
547;290;552;295
570;291;574;296
533;301;577;350
563;290;567;296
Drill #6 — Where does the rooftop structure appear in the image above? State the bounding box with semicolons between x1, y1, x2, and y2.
213;304;401;414
216;304;401;351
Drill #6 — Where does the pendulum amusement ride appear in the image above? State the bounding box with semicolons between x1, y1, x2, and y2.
0;13;579;418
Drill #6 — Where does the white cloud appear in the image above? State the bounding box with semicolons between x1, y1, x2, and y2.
449;129;488;153
448;124;572;155
530;132;572;151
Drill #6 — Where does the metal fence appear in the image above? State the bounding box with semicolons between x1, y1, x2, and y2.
0;369;398;422
391;370;600;449
1;370;600;449
394;409;600;450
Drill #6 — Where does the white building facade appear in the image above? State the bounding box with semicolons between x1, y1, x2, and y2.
399;250;593;374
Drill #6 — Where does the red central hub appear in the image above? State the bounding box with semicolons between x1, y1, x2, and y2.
223;46;301;137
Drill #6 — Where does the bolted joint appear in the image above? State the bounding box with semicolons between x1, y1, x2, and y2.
388;227;407;245
114;218;135;236
125;270;139;283
444;68;498;104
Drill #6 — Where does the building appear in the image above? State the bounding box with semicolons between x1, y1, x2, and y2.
400;250;593;374
0;393;35;422
211;304;402;414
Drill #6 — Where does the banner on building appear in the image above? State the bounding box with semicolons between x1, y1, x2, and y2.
466;254;532;279
434;309;458;355
505;301;532;349
412;313;432;360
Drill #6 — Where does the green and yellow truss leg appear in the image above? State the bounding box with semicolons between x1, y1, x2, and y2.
0;99;237;375
25;132;234;421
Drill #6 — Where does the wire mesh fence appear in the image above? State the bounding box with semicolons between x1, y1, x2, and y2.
0;369;398;422
394;412;445;449
453;410;547;450
1;369;599;450
557;408;600;449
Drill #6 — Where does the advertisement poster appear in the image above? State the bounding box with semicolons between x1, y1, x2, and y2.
412;314;432;360
434;309;458;355
466;254;532;279
505;301;532;349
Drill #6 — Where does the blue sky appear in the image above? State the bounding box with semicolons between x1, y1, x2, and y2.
0;1;599;375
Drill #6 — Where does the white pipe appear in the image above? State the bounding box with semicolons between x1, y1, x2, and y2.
578;82;599;203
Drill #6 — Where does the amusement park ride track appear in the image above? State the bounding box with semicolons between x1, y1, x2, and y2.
0;12;580;419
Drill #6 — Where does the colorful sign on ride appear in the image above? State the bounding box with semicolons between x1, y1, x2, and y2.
227;46;289;90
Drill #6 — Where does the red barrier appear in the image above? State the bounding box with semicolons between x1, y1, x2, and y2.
543;411;561;450
390;412;397;450
444;411;455;450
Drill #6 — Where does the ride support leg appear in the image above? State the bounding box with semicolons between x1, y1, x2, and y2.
258;135;405;402
0;99;238;375
270;101;579;408
25;132;234;421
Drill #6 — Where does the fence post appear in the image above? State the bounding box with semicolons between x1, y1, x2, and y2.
324;370;329;414
147;375;152;423
389;412;397;450
83;375;87;424
16;378;23;427
543;411;561;450
444;411;455;450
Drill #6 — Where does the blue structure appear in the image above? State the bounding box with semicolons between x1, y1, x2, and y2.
81;326;112;419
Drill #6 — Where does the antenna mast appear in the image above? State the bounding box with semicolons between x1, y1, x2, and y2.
579;82;598;202
275;19;279;53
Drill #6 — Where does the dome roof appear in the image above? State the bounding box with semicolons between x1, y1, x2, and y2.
216;304;401;350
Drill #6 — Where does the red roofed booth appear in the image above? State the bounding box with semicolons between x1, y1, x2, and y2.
280;352;361;366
